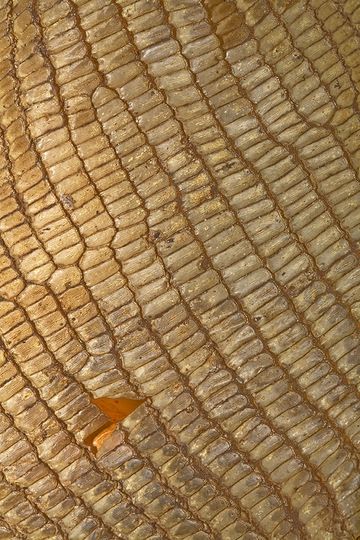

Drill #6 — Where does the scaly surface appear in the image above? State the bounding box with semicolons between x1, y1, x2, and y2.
0;0;359;538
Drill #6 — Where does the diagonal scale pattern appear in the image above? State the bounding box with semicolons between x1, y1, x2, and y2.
0;0;359;538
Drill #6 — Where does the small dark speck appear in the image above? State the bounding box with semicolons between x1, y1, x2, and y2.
218;161;235;173
166;237;175;245
254;316;261;322
60;193;74;210
152;230;161;239
199;258;210;271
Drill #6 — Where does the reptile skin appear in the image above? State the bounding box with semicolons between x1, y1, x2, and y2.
0;0;359;538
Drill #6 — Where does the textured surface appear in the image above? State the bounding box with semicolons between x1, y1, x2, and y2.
0;0;360;538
